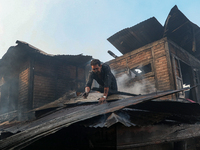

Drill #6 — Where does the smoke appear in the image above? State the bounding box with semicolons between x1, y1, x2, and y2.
114;70;156;95
0;76;19;116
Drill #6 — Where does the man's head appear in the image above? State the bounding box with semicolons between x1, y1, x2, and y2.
91;59;102;74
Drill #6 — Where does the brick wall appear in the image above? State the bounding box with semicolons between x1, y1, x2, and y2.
108;38;174;99
18;60;30;120
33;57;56;108
77;67;85;81
32;57;86;108
33;75;56;108
56;63;77;98
154;56;170;90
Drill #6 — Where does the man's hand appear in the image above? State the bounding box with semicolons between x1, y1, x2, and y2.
82;92;89;99
99;96;107;104
83;87;90;99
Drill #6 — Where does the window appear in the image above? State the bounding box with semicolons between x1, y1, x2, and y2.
173;57;197;101
179;61;194;100
131;63;152;76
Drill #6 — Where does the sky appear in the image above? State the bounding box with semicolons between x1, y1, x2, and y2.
0;0;200;62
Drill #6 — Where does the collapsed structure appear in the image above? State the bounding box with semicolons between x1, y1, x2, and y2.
1;5;200;150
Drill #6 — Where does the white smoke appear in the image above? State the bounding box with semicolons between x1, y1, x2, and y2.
114;70;156;95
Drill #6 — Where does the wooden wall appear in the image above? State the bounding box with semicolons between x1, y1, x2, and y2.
168;40;200;73
107;38;174;100
168;40;200;102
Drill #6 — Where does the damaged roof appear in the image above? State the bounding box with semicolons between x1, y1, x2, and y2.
163;5;200;59
16;40;92;65
108;5;200;60
107;17;164;54
0;40;92;78
1;87;200;149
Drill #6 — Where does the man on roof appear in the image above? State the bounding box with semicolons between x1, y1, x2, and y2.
83;59;118;103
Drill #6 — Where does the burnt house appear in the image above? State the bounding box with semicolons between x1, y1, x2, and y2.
107;5;200;103
2;5;200;150
0;40;92;121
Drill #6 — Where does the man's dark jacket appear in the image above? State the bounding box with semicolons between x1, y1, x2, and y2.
85;63;117;91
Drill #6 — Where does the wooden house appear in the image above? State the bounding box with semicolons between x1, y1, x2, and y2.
0;40;92;121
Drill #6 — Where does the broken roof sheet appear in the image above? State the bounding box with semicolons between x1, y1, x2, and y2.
0;87;198;149
17;40;92;65
81;104;200;128
1;40;92;66
0;40;92;78
31;91;131;112
16;40;51;56
163;5;200;59
107;17;164;54
108;5;200;59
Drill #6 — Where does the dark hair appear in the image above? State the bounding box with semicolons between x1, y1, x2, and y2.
90;59;101;66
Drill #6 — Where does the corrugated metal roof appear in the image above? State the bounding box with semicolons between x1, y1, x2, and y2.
31;91;131;112
0;41;92;78
0;87;196;149
107;17;164;54
131;100;200;116
16;40;51;56
108;5;200;60
16;40;92;65
1;40;92;67
81;100;200;128
163;5;200;60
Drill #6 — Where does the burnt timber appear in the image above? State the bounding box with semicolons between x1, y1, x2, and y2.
1;5;200;150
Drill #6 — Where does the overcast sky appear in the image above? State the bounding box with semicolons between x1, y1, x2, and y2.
0;0;200;62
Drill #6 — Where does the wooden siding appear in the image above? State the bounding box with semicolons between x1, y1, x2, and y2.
168;40;200;68
168;43;190;64
168;40;200;102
